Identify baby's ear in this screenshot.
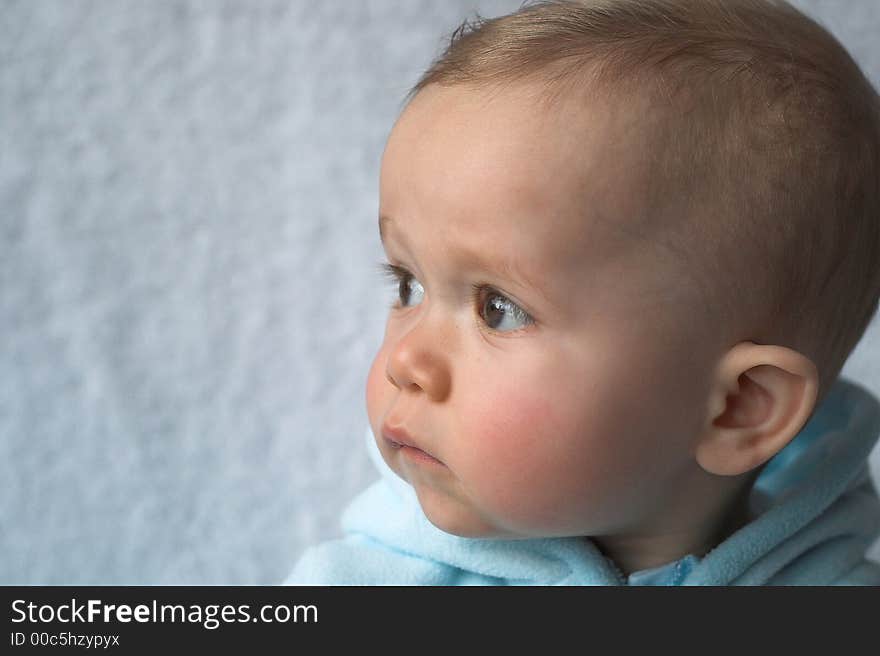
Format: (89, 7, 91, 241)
(696, 341, 819, 476)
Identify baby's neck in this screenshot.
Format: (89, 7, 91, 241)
(593, 481, 754, 576)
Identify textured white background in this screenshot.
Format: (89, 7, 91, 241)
(1, 0, 879, 584)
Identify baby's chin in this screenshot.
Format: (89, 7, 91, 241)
(412, 486, 529, 540)
(424, 513, 516, 539)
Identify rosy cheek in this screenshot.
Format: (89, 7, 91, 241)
(456, 385, 564, 510)
(465, 388, 557, 451)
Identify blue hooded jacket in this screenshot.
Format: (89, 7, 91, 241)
(285, 377, 880, 585)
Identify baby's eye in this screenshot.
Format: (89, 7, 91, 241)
(380, 263, 424, 308)
(478, 290, 534, 333)
(398, 273, 425, 307)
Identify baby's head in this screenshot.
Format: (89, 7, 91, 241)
(365, 0, 880, 572)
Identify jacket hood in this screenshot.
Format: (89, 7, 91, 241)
(681, 377, 880, 584)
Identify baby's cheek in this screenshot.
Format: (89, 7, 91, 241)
(457, 386, 567, 515)
(464, 388, 557, 450)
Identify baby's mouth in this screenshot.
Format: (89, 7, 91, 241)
(388, 440, 443, 465)
(390, 441, 445, 466)
(382, 424, 445, 466)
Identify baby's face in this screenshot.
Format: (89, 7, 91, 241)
(367, 82, 717, 540)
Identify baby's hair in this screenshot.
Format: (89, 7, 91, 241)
(404, 0, 880, 406)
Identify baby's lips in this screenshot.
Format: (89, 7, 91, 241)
(381, 422, 420, 450)
(381, 422, 444, 463)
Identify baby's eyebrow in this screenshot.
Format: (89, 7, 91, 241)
(378, 213, 556, 310)
(378, 214, 391, 246)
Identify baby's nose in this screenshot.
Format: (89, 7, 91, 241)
(385, 325, 451, 402)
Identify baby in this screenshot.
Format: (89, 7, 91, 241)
(287, 0, 880, 584)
